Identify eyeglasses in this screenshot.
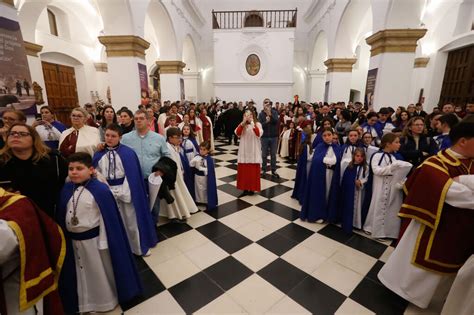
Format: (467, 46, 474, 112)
(2, 117, 18, 122)
(8, 131, 31, 138)
(71, 114, 84, 118)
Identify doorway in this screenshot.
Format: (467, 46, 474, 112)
(42, 61, 79, 125)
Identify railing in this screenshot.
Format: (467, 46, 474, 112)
(212, 9, 297, 29)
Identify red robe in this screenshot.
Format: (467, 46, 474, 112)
(399, 150, 474, 274)
(200, 114, 212, 142)
(0, 189, 65, 314)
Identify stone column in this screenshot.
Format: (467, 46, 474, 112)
(156, 61, 186, 102)
(93, 63, 109, 103)
(323, 58, 357, 103)
(23, 41, 47, 105)
(409, 57, 430, 104)
(183, 71, 199, 102)
(308, 70, 326, 102)
(365, 29, 427, 110)
(98, 35, 150, 111)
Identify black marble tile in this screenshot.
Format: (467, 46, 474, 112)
(317, 224, 353, 244)
(257, 232, 299, 256)
(346, 234, 388, 259)
(287, 164, 298, 170)
(365, 260, 385, 285)
(196, 221, 234, 240)
(217, 183, 243, 197)
(212, 230, 253, 254)
(259, 185, 292, 198)
(350, 278, 408, 315)
(168, 272, 225, 313)
(261, 173, 289, 183)
(121, 268, 166, 311)
(258, 258, 308, 293)
(134, 255, 150, 273)
(219, 174, 238, 183)
(203, 256, 253, 291)
(155, 222, 193, 239)
(207, 199, 252, 219)
(275, 223, 314, 243)
(257, 200, 301, 220)
(288, 276, 346, 315)
(225, 164, 238, 170)
(228, 159, 238, 163)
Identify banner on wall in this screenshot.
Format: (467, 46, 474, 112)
(0, 17, 36, 114)
(324, 81, 330, 103)
(364, 68, 378, 109)
(138, 63, 150, 106)
(180, 78, 185, 101)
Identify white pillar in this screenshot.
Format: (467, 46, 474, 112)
(156, 61, 186, 102)
(324, 58, 357, 103)
(183, 72, 199, 102)
(366, 29, 427, 111)
(309, 70, 326, 102)
(98, 35, 150, 111)
(409, 57, 430, 104)
(93, 63, 110, 104)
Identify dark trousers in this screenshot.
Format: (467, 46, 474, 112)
(261, 137, 278, 173)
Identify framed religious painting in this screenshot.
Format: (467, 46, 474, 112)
(245, 54, 261, 76)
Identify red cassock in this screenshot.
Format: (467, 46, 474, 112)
(0, 189, 66, 315)
(200, 114, 212, 142)
(399, 150, 474, 274)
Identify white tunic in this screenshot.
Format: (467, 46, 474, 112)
(363, 153, 412, 238)
(59, 125, 100, 157)
(35, 123, 62, 143)
(442, 255, 474, 315)
(378, 171, 474, 309)
(96, 150, 141, 255)
(181, 137, 198, 163)
(190, 155, 208, 204)
(323, 146, 337, 202)
(0, 220, 37, 315)
(279, 129, 291, 158)
(352, 165, 369, 229)
(159, 143, 198, 219)
(235, 122, 263, 164)
(66, 189, 117, 313)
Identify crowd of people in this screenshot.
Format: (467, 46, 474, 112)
(0, 96, 473, 314)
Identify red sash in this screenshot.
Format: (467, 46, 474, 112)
(0, 189, 65, 314)
(399, 150, 474, 274)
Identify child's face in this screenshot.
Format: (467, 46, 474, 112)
(199, 147, 209, 156)
(169, 119, 177, 126)
(386, 137, 401, 152)
(168, 134, 181, 146)
(348, 131, 359, 144)
(362, 134, 372, 145)
(182, 127, 190, 137)
(68, 162, 93, 184)
(322, 131, 333, 144)
(354, 152, 365, 164)
(104, 130, 121, 147)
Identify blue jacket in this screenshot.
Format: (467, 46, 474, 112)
(258, 108, 279, 138)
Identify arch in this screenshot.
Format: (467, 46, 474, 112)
(182, 35, 198, 72)
(385, 0, 424, 29)
(244, 11, 264, 27)
(310, 31, 328, 71)
(145, 0, 178, 60)
(39, 51, 83, 66)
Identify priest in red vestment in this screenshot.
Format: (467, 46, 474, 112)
(378, 116, 474, 309)
(0, 188, 65, 315)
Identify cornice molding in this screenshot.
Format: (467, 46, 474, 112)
(324, 58, 357, 73)
(156, 60, 186, 74)
(366, 29, 427, 57)
(98, 35, 150, 58)
(94, 62, 108, 72)
(23, 41, 43, 57)
(1, 0, 15, 7)
(414, 57, 430, 68)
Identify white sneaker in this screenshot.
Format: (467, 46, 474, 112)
(143, 249, 152, 257)
(316, 219, 324, 224)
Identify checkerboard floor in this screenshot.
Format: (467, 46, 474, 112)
(112, 140, 445, 315)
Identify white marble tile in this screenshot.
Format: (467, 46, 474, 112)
(293, 219, 327, 232)
(238, 206, 271, 221)
(275, 167, 296, 180)
(256, 212, 291, 231)
(270, 191, 301, 210)
(237, 221, 276, 241)
(280, 180, 295, 189)
(184, 241, 230, 270)
(186, 211, 216, 229)
(215, 153, 239, 161)
(266, 296, 311, 315)
(195, 293, 248, 314)
(233, 243, 278, 272)
(379, 246, 395, 263)
(330, 245, 378, 276)
(143, 238, 182, 268)
(168, 229, 210, 252)
(299, 233, 343, 258)
(227, 274, 285, 314)
(281, 244, 327, 274)
(335, 298, 375, 315)
(218, 190, 237, 205)
(215, 166, 237, 178)
(239, 193, 268, 205)
(219, 211, 254, 230)
(124, 290, 185, 314)
(311, 259, 364, 296)
(149, 253, 200, 288)
(260, 178, 279, 190)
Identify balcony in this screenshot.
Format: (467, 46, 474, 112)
(212, 9, 297, 30)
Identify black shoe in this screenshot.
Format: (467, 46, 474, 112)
(247, 191, 255, 196)
(238, 190, 249, 198)
(272, 172, 280, 179)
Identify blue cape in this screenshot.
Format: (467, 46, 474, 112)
(93, 144, 158, 254)
(204, 155, 218, 210)
(340, 164, 367, 234)
(180, 151, 196, 199)
(291, 144, 309, 205)
(312, 131, 323, 148)
(57, 179, 142, 313)
(438, 135, 452, 151)
(51, 120, 67, 133)
(300, 142, 341, 222)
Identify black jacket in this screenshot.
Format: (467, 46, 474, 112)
(152, 156, 177, 204)
(399, 135, 438, 168)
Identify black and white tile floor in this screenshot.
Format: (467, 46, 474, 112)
(111, 140, 445, 314)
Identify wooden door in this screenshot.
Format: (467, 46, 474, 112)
(42, 61, 79, 125)
(439, 45, 474, 106)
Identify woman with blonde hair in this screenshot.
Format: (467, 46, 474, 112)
(59, 107, 100, 157)
(0, 123, 67, 217)
(399, 117, 437, 168)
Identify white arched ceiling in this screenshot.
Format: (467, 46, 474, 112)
(310, 31, 328, 71)
(96, 0, 135, 36)
(334, 0, 372, 57)
(146, 0, 178, 60)
(182, 35, 198, 72)
(385, 0, 424, 29)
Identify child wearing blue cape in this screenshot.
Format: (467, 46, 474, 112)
(180, 124, 199, 199)
(301, 128, 341, 223)
(291, 128, 314, 205)
(190, 140, 218, 211)
(93, 124, 158, 256)
(340, 148, 369, 234)
(340, 129, 362, 176)
(57, 152, 142, 314)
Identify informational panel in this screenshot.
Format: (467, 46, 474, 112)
(0, 17, 36, 113)
(364, 68, 378, 109)
(138, 63, 150, 105)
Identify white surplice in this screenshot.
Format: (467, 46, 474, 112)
(181, 137, 198, 163)
(66, 189, 118, 313)
(378, 168, 474, 308)
(190, 155, 208, 204)
(363, 153, 412, 238)
(352, 165, 369, 229)
(96, 151, 141, 255)
(323, 146, 337, 203)
(441, 255, 474, 315)
(279, 129, 291, 158)
(59, 125, 100, 157)
(159, 143, 198, 219)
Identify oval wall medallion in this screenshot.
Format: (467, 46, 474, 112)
(245, 54, 261, 76)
